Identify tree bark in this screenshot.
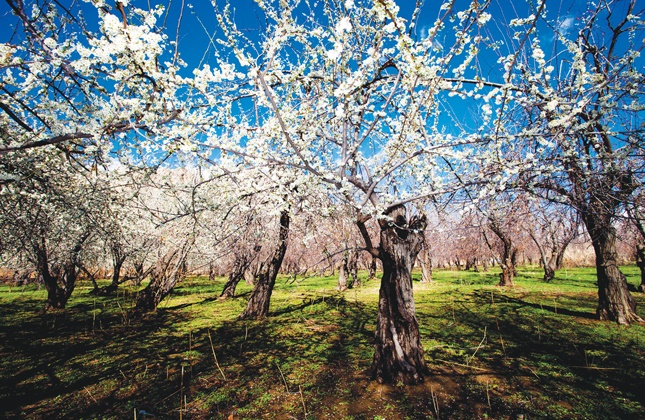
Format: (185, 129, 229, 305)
(584, 214, 642, 324)
(94, 246, 126, 296)
(348, 249, 359, 287)
(239, 211, 289, 319)
(220, 245, 261, 298)
(488, 219, 515, 287)
(362, 205, 428, 384)
(543, 256, 556, 283)
(418, 244, 433, 284)
(134, 245, 191, 313)
(336, 252, 349, 292)
(530, 231, 558, 282)
(636, 243, 645, 293)
(36, 234, 87, 310)
(368, 257, 377, 280)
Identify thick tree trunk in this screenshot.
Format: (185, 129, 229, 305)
(465, 257, 479, 272)
(511, 249, 519, 277)
(110, 256, 125, 289)
(221, 261, 247, 298)
(585, 217, 641, 324)
(239, 211, 289, 319)
(42, 266, 76, 310)
(537, 245, 556, 282)
(370, 206, 428, 384)
(94, 253, 126, 296)
(543, 259, 556, 283)
(498, 265, 514, 287)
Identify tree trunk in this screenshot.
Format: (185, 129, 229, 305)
(41, 265, 76, 310)
(239, 211, 289, 319)
(498, 265, 514, 287)
(636, 243, 645, 293)
(418, 244, 433, 284)
(585, 216, 641, 324)
(36, 235, 86, 310)
(109, 256, 125, 289)
(221, 246, 260, 299)
(94, 252, 126, 296)
(336, 253, 349, 292)
(244, 268, 256, 286)
(370, 206, 428, 384)
(348, 249, 359, 288)
(221, 258, 248, 298)
(368, 257, 377, 280)
(489, 220, 515, 287)
(134, 245, 191, 313)
(543, 257, 556, 283)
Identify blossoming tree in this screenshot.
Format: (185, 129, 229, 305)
(485, 0, 645, 324)
(186, 0, 497, 383)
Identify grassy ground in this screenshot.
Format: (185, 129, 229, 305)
(0, 266, 644, 419)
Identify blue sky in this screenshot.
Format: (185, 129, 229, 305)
(0, 0, 632, 141)
(0, 0, 595, 77)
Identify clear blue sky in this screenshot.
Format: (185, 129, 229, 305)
(0, 0, 594, 75)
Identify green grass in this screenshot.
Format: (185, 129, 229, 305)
(0, 266, 644, 419)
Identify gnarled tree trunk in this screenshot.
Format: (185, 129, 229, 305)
(488, 219, 516, 287)
(360, 205, 428, 384)
(93, 244, 126, 296)
(239, 211, 289, 319)
(584, 212, 641, 324)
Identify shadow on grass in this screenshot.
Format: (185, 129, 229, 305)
(471, 289, 598, 320)
(1, 277, 644, 419)
(415, 287, 645, 419)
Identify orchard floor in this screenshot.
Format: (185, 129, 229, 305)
(0, 266, 644, 419)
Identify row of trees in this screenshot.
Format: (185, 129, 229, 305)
(1, 0, 644, 384)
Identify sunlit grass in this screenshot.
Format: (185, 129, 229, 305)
(0, 266, 644, 419)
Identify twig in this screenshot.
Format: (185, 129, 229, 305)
(207, 330, 227, 380)
(430, 386, 440, 419)
(180, 366, 184, 420)
(496, 319, 506, 357)
(569, 366, 621, 371)
(84, 386, 97, 403)
(467, 326, 487, 365)
(436, 359, 489, 371)
(276, 363, 289, 392)
(299, 385, 307, 418)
